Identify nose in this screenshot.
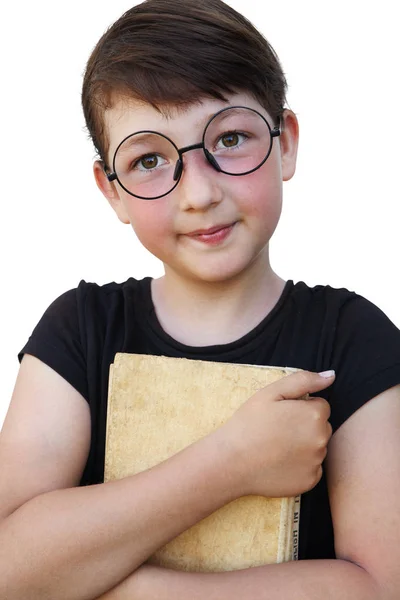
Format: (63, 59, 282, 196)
(176, 147, 223, 211)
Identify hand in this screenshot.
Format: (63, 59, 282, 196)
(216, 370, 335, 498)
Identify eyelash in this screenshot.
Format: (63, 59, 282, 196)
(132, 154, 167, 172)
(214, 131, 249, 151)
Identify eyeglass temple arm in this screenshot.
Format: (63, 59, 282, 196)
(271, 116, 283, 138)
(101, 161, 117, 182)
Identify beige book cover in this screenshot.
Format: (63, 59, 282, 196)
(104, 353, 304, 572)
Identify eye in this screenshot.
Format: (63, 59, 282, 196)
(216, 131, 248, 150)
(133, 154, 167, 171)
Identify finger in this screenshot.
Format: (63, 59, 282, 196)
(264, 370, 335, 401)
(305, 396, 331, 421)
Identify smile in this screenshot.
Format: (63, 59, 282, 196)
(185, 223, 236, 245)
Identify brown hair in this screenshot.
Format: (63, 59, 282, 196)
(82, 0, 287, 164)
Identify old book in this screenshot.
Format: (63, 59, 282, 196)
(104, 353, 304, 572)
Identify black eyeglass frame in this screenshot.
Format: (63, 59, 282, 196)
(105, 105, 282, 200)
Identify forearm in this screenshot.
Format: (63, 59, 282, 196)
(106, 560, 382, 600)
(0, 432, 238, 600)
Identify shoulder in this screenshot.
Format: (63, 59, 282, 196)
(17, 277, 151, 402)
(75, 276, 145, 307)
(290, 279, 399, 336)
(27, 276, 149, 329)
(291, 279, 370, 309)
(285, 280, 366, 333)
(290, 280, 400, 431)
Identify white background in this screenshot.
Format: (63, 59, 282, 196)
(1, 1, 399, 427)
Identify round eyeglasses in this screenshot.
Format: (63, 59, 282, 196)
(105, 106, 281, 200)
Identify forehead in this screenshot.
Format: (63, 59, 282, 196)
(104, 91, 270, 158)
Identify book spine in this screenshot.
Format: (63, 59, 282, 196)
(292, 495, 301, 560)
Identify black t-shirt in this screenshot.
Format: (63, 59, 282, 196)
(18, 277, 400, 560)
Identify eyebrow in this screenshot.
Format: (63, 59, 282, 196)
(114, 107, 258, 155)
(116, 132, 163, 154)
(194, 107, 247, 128)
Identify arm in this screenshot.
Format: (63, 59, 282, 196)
(0, 355, 240, 600)
(0, 357, 334, 600)
(98, 385, 400, 600)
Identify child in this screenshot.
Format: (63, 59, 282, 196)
(1, 0, 400, 598)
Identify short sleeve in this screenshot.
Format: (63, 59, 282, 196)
(328, 294, 400, 432)
(18, 286, 89, 402)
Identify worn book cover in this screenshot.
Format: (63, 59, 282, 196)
(104, 353, 303, 572)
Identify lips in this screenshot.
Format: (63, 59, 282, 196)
(183, 222, 236, 246)
(186, 223, 234, 236)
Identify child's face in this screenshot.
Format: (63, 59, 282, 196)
(94, 91, 299, 284)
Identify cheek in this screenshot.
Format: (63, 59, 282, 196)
(126, 199, 173, 251)
(236, 166, 282, 220)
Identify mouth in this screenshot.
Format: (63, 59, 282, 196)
(186, 223, 235, 236)
(184, 222, 237, 245)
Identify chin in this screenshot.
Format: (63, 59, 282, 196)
(164, 243, 270, 284)
(182, 262, 254, 285)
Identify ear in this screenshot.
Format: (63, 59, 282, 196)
(93, 161, 130, 224)
(279, 110, 299, 182)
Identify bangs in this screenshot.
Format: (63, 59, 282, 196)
(82, 0, 287, 161)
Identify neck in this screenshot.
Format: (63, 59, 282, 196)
(151, 251, 286, 347)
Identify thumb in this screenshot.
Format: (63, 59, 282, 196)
(265, 370, 336, 401)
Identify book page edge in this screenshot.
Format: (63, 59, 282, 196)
(104, 362, 115, 483)
(113, 352, 301, 374)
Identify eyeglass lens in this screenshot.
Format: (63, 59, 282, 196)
(113, 107, 273, 199)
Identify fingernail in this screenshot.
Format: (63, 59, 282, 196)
(318, 370, 335, 378)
